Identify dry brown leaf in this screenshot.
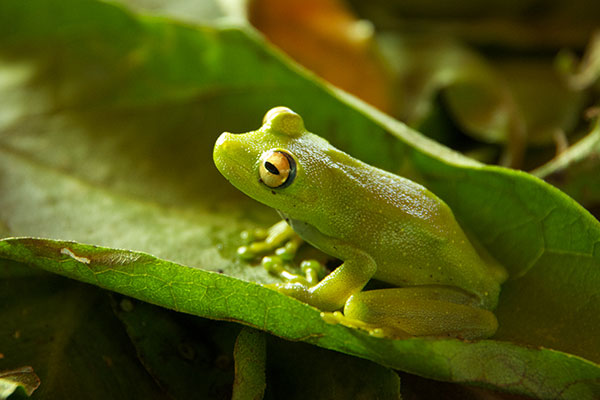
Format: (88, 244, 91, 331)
(249, 0, 393, 113)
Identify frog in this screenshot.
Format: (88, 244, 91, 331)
(213, 106, 507, 340)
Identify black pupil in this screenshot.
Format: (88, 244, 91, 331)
(265, 161, 280, 175)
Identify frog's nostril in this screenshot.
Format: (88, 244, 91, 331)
(215, 132, 243, 152)
(215, 132, 231, 147)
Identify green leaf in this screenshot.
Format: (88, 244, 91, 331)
(2, 238, 600, 399)
(114, 289, 402, 400)
(1, 0, 600, 398)
(232, 328, 266, 400)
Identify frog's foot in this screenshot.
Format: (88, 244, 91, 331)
(320, 311, 411, 339)
(265, 282, 312, 304)
(237, 220, 301, 261)
(263, 257, 327, 286)
(340, 288, 498, 340)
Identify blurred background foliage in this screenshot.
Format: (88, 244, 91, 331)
(1, 0, 600, 399)
(248, 0, 600, 215)
(123, 0, 600, 214)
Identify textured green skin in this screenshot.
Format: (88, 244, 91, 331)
(213, 108, 504, 316)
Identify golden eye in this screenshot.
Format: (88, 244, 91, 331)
(259, 150, 296, 188)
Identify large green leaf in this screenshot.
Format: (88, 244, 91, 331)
(0, 257, 401, 399)
(1, 0, 599, 398)
(1, 238, 599, 399)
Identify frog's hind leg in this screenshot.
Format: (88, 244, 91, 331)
(323, 286, 498, 340)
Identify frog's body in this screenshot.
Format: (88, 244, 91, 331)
(279, 152, 502, 310)
(213, 107, 506, 339)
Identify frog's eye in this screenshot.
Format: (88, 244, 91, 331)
(259, 150, 296, 188)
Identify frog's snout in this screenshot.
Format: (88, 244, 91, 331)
(213, 132, 235, 170)
(213, 131, 253, 178)
(214, 132, 243, 159)
(214, 131, 234, 151)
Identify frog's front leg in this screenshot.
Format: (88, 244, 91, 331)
(239, 220, 326, 284)
(323, 286, 498, 340)
(237, 220, 301, 260)
(273, 249, 376, 311)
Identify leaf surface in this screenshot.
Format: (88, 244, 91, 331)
(2, 238, 599, 399)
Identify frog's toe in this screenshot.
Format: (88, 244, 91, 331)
(273, 234, 302, 261)
(320, 311, 373, 331)
(319, 311, 344, 325)
(240, 228, 268, 244)
(274, 245, 294, 261)
(262, 256, 309, 284)
(236, 221, 302, 262)
(265, 282, 311, 303)
(236, 241, 274, 260)
(320, 311, 410, 339)
(237, 245, 256, 260)
(300, 259, 327, 285)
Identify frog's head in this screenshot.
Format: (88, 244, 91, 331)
(214, 107, 330, 218)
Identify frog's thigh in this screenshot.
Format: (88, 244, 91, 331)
(344, 287, 498, 339)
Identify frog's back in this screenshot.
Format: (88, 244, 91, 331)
(318, 153, 503, 309)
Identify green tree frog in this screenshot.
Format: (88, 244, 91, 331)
(213, 107, 507, 339)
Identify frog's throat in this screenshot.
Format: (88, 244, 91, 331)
(277, 210, 342, 260)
